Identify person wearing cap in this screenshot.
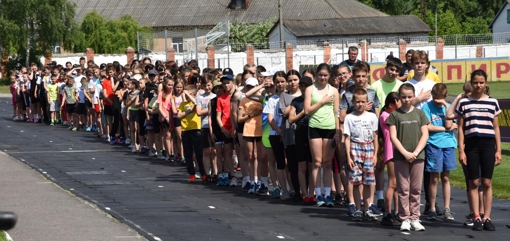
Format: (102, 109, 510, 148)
(215, 74, 237, 186)
(144, 69, 164, 159)
(303, 63, 340, 208)
(230, 69, 256, 189)
(208, 80, 225, 184)
(244, 71, 279, 195)
(289, 76, 315, 204)
(222, 68, 234, 76)
(238, 77, 264, 194)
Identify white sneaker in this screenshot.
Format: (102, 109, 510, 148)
(411, 219, 425, 231)
(230, 176, 237, 187)
(400, 219, 411, 231)
(125, 139, 131, 145)
(132, 145, 137, 153)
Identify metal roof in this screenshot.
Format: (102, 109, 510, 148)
(71, 0, 389, 28)
(282, 16, 432, 37)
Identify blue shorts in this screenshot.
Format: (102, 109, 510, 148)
(425, 145, 456, 173)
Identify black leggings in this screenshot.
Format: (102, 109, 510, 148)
(285, 145, 300, 196)
(465, 137, 496, 180)
(269, 135, 286, 170)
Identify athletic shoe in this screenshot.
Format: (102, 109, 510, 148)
(281, 191, 291, 200)
(427, 210, 438, 220)
(377, 199, 385, 212)
(369, 204, 383, 217)
(63, 121, 68, 126)
(86, 126, 91, 132)
(353, 210, 363, 221)
(346, 204, 356, 217)
(472, 218, 483, 231)
(242, 182, 251, 192)
(443, 208, 454, 221)
(256, 184, 268, 195)
(195, 173, 201, 180)
(309, 196, 317, 205)
(272, 187, 281, 198)
(381, 213, 395, 226)
(325, 196, 334, 207)
(91, 125, 97, 132)
(72, 127, 78, 131)
(400, 219, 411, 231)
(248, 184, 256, 194)
(423, 203, 431, 215)
(201, 175, 207, 183)
(316, 195, 325, 207)
(302, 196, 311, 205)
(157, 153, 165, 160)
(289, 190, 296, 198)
(118, 137, 126, 144)
(50, 122, 54, 126)
(464, 213, 474, 226)
(69, 126, 73, 130)
(425, 203, 443, 216)
(125, 139, 131, 145)
(365, 210, 380, 221)
(230, 177, 238, 187)
(110, 137, 117, 144)
(216, 177, 224, 186)
(188, 174, 196, 182)
(132, 145, 137, 153)
(483, 219, 495, 231)
(148, 149, 157, 157)
(411, 219, 425, 231)
(223, 177, 230, 186)
(435, 204, 443, 216)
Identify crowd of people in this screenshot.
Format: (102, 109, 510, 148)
(8, 47, 501, 232)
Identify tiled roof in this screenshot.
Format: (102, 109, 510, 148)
(282, 15, 432, 37)
(71, 0, 389, 28)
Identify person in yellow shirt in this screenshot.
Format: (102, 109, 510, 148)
(406, 60, 440, 83)
(177, 85, 206, 182)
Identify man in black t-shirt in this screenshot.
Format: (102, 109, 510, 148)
(398, 49, 414, 81)
(144, 70, 163, 158)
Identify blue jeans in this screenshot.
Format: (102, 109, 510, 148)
(182, 130, 205, 175)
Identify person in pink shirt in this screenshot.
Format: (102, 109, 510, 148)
(159, 77, 176, 160)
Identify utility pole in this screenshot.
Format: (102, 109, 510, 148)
(278, 0, 284, 48)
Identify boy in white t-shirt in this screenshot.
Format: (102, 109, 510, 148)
(408, 51, 436, 110)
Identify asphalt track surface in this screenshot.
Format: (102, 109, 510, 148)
(0, 97, 509, 241)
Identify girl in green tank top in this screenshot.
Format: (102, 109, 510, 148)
(304, 63, 340, 207)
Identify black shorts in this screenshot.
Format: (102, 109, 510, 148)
(147, 114, 161, 134)
(76, 103, 87, 115)
(128, 109, 139, 122)
(201, 128, 212, 148)
(66, 103, 76, 114)
(211, 126, 224, 144)
(295, 125, 312, 162)
(173, 117, 181, 128)
(308, 127, 335, 139)
(462, 164, 483, 192)
(237, 122, 245, 133)
(243, 136, 262, 142)
(224, 136, 234, 144)
(103, 105, 113, 116)
(30, 94, 39, 104)
(85, 99, 93, 108)
(161, 118, 171, 129)
(24, 93, 31, 108)
(465, 137, 496, 180)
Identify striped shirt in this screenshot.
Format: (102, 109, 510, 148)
(455, 96, 501, 139)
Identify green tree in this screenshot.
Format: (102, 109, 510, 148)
(0, 0, 77, 65)
(77, 11, 151, 54)
(225, 18, 275, 51)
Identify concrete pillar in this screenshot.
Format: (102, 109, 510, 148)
(247, 44, 255, 65)
(399, 39, 407, 61)
(360, 40, 369, 62)
(436, 38, 444, 60)
(206, 45, 215, 68)
(86, 48, 94, 62)
(286, 43, 293, 71)
(323, 42, 331, 64)
(476, 46, 483, 58)
(126, 47, 135, 65)
(167, 48, 176, 61)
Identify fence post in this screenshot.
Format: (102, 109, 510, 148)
(360, 40, 369, 62)
(126, 47, 135, 65)
(86, 48, 95, 63)
(167, 48, 176, 61)
(247, 44, 255, 65)
(436, 38, 444, 60)
(455, 34, 458, 59)
(399, 39, 407, 61)
(286, 43, 293, 71)
(323, 42, 331, 64)
(206, 45, 215, 68)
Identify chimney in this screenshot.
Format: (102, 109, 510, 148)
(228, 0, 251, 9)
